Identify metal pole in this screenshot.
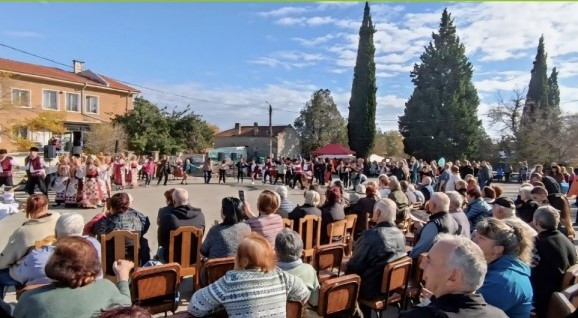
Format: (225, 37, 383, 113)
(267, 102, 273, 158)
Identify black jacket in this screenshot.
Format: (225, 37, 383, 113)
(158, 204, 206, 261)
(399, 293, 507, 318)
(531, 229, 577, 318)
(349, 196, 377, 237)
(346, 221, 406, 299)
(515, 200, 538, 223)
(320, 203, 345, 244)
(288, 204, 321, 231)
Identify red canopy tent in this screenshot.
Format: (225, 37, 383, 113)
(311, 143, 356, 158)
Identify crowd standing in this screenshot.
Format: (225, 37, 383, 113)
(0, 147, 577, 318)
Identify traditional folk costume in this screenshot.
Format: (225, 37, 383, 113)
(82, 164, 104, 208)
(52, 163, 70, 205)
(26, 154, 48, 196)
(65, 165, 84, 206)
(112, 159, 126, 190)
(127, 160, 139, 188)
(98, 163, 112, 199)
(0, 152, 17, 187)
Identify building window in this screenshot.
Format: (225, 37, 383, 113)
(42, 90, 59, 110)
(13, 126, 28, 139)
(66, 93, 79, 112)
(11, 89, 31, 107)
(85, 95, 99, 114)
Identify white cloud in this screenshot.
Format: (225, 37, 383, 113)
(258, 6, 308, 17)
(248, 51, 324, 70)
(307, 16, 336, 26)
(292, 34, 338, 47)
(1, 31, 42, 38)
(276, 17, 306, 26)
(474, 71, 530, 93)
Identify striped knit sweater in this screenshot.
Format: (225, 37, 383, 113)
(188, 267, 310, 317)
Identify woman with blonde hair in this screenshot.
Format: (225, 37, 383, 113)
(98, 155, 112, 199)
(473, 218, 533, 318)
(243, 190, 284, 246)
(82, 155, 104, 208)
(126, 155, 139, 188)
(188, 233, 309, 317)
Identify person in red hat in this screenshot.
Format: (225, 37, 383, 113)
(0, 149, 18, 187)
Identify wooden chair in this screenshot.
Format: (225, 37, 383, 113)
(313, 243, 345, 283)
(344, 214, 357, 256)
(298, 215, 321, 262)
(317, 274, 361, 317)
(16, 283, 48, 300)
(282, 218, 294, 229)
(407, 253, 428, 302)
(169, 226, 203, 290)
(34, 235, 56, 249)
(130, 263, 181, 315)
(548, 292, 575, 318)
(562, 284, 578, 308)
(326, 219, 347, 245)
(199, 257, 235, 288)
(358, 256, 413, 316)
(561, 264, 578, 290)
(286, 300, 307, 318)
(100, 230, 139, 282)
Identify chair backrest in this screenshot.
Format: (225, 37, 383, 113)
(413, 253, 427, 285)
(344, 214, 357, 236)
(200, 257, 235, 288)
(313, 243, 345, 276)
(169, 226, 203, 277)
(561, 264, 578, 290)
(298, 215, 321, 257)
(100, 230, 140, 280)
(381, 256, 412, 294)
(130, 263, 181, 315)
(326, 220, 347, 244)
(317, 274, 361, 316)
(283, 218, 294, 229)
(562, 284, 578, 308)
(548, 292, 575, 318)
(35, 235, 57, 249)
(286, 300, 306, 318)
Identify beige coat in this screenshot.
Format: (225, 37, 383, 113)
(0, 212, 60, 277)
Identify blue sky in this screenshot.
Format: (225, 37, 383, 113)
(0, 2, 577, 135)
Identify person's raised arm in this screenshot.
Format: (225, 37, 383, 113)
(243, 201, 258, 219)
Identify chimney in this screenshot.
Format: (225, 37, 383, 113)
(73, 60, 85, 74)
(253, 122, 259, 136)
(234, 123, 241, 135)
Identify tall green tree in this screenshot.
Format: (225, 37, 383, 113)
(347, 1, 377, 159)
(399, 9, 483, 161)
(372, 130, 406, 158)
(294, 89, 348, 154)
(521, 35, 549, 126)
(547, 67, 560, 111)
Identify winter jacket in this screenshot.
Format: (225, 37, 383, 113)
(399, 293, 507, 318)
(477, 255, 533, 318)
(465, 198, 492, 232)
(410, 212, 461, 259)
(158, 204, 205, 261)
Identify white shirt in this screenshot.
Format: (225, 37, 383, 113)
(379, 187, 391, 198)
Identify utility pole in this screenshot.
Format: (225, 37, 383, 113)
(266, 102, 273, 158)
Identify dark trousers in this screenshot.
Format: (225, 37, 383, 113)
(157, 172, 168, 185)
(340, 173, 349, 188)
(145, 173, 152, 186)
(26, 175, 47, 196)
(237, 170, 244, 182)
(203, 170, 212, 184)
(263, 170, 271, 184)
(0, 176, 12, 187)
(285, 172, 292, 186)
(316, 171, 325, 185)
(274, 173, 285, 185)
(0, 268, 19, 299)
(291, 174, 304, 189)
(219, 170, 226, 183)
(505, 172, 511, 183)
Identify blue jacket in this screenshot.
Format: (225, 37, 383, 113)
(477, 255, 533, 318)
(465, 198, 491, 232)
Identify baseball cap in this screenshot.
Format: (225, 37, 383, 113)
(490, 196, 515, 209)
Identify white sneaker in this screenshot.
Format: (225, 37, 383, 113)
(251, 181, 255, 185)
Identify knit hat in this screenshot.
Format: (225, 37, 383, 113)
(542, 176, 561, 195)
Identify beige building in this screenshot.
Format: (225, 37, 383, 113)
(214, 122, 301, 160)
(0, 57, 138, 152)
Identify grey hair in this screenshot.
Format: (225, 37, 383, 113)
(55, 213, 85, 238)
(304, 190, 321, 206)
(172, 188, 189, 206)
(373, 198, 397, 223)
(276, 186, 288, 199)
(388, 176, 400, 191)
(430, 192, 450, 212)
(519, 186, 534, 202)
(446, 191, 463, 209)
(435, 233, 487, 292)
(275, 229, 304, 262)
(534, 205, 560, 230)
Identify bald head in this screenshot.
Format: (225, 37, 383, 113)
(172, 188, 189, 206)
(373, 198, 397, 223)
(430, 192, 450, 214)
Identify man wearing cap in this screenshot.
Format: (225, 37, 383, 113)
(491, 196, 537, 237)
(24, 147, 48, 196)
(0, 149, 18, 187)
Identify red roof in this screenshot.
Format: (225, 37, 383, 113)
(0, 57, 138, 92)
(311, 143, 355, 155)
(216, 125, 292, 138)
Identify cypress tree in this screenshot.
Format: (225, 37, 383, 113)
(547, 67, 560, 109)
(521, 35, 549, 126)
(398, 9, 483, 160)
(347, 1, 377, 159)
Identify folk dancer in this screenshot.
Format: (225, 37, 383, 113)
(25, 147, 48, 196)
(0, 149, 18, 187)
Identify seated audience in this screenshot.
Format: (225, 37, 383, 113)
(387, 176, 409, 211)
(13, 237, 134, 318)
(474, 218, 533, 318)
(410, 193, 461, 259)
(275, 186, 296, 218)
(100, 306, 152, 318)
(243, 190, 284, 247)
(288, 190, 322, 230)
(515, 185, 538, 223)
(530, 206, 577, 318)
(491, 185, 503, 198)
(481, 186, 496, 203)
(0, 194, 60, 296)
(446, 191, 470, 237)
(418, 176, 435, 202)
(188, 233, 310, 317)
(275, 229, 319, 307)
(349, 184, 366, 206)
(400, 234, 507, 317)
(401, 180, 417, 204)
(543, 176, 576, 239)
(320, 187, 345, 243)
(201, 197, 251, 259)
(490, 197, 537, 237)
(465, 187, 492, 232)
(377, 174, 390, 198)
(12, 213, 102, 286)
(157, 188, 205, 262)
(346, 198, 406, 317)
(156, 188, 175, 225)
(349, 184, 379, 238)
(332, 180, 350, 207)
(455, 179, 468, 198)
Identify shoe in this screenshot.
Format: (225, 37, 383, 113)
(251, 182, 255, 185)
